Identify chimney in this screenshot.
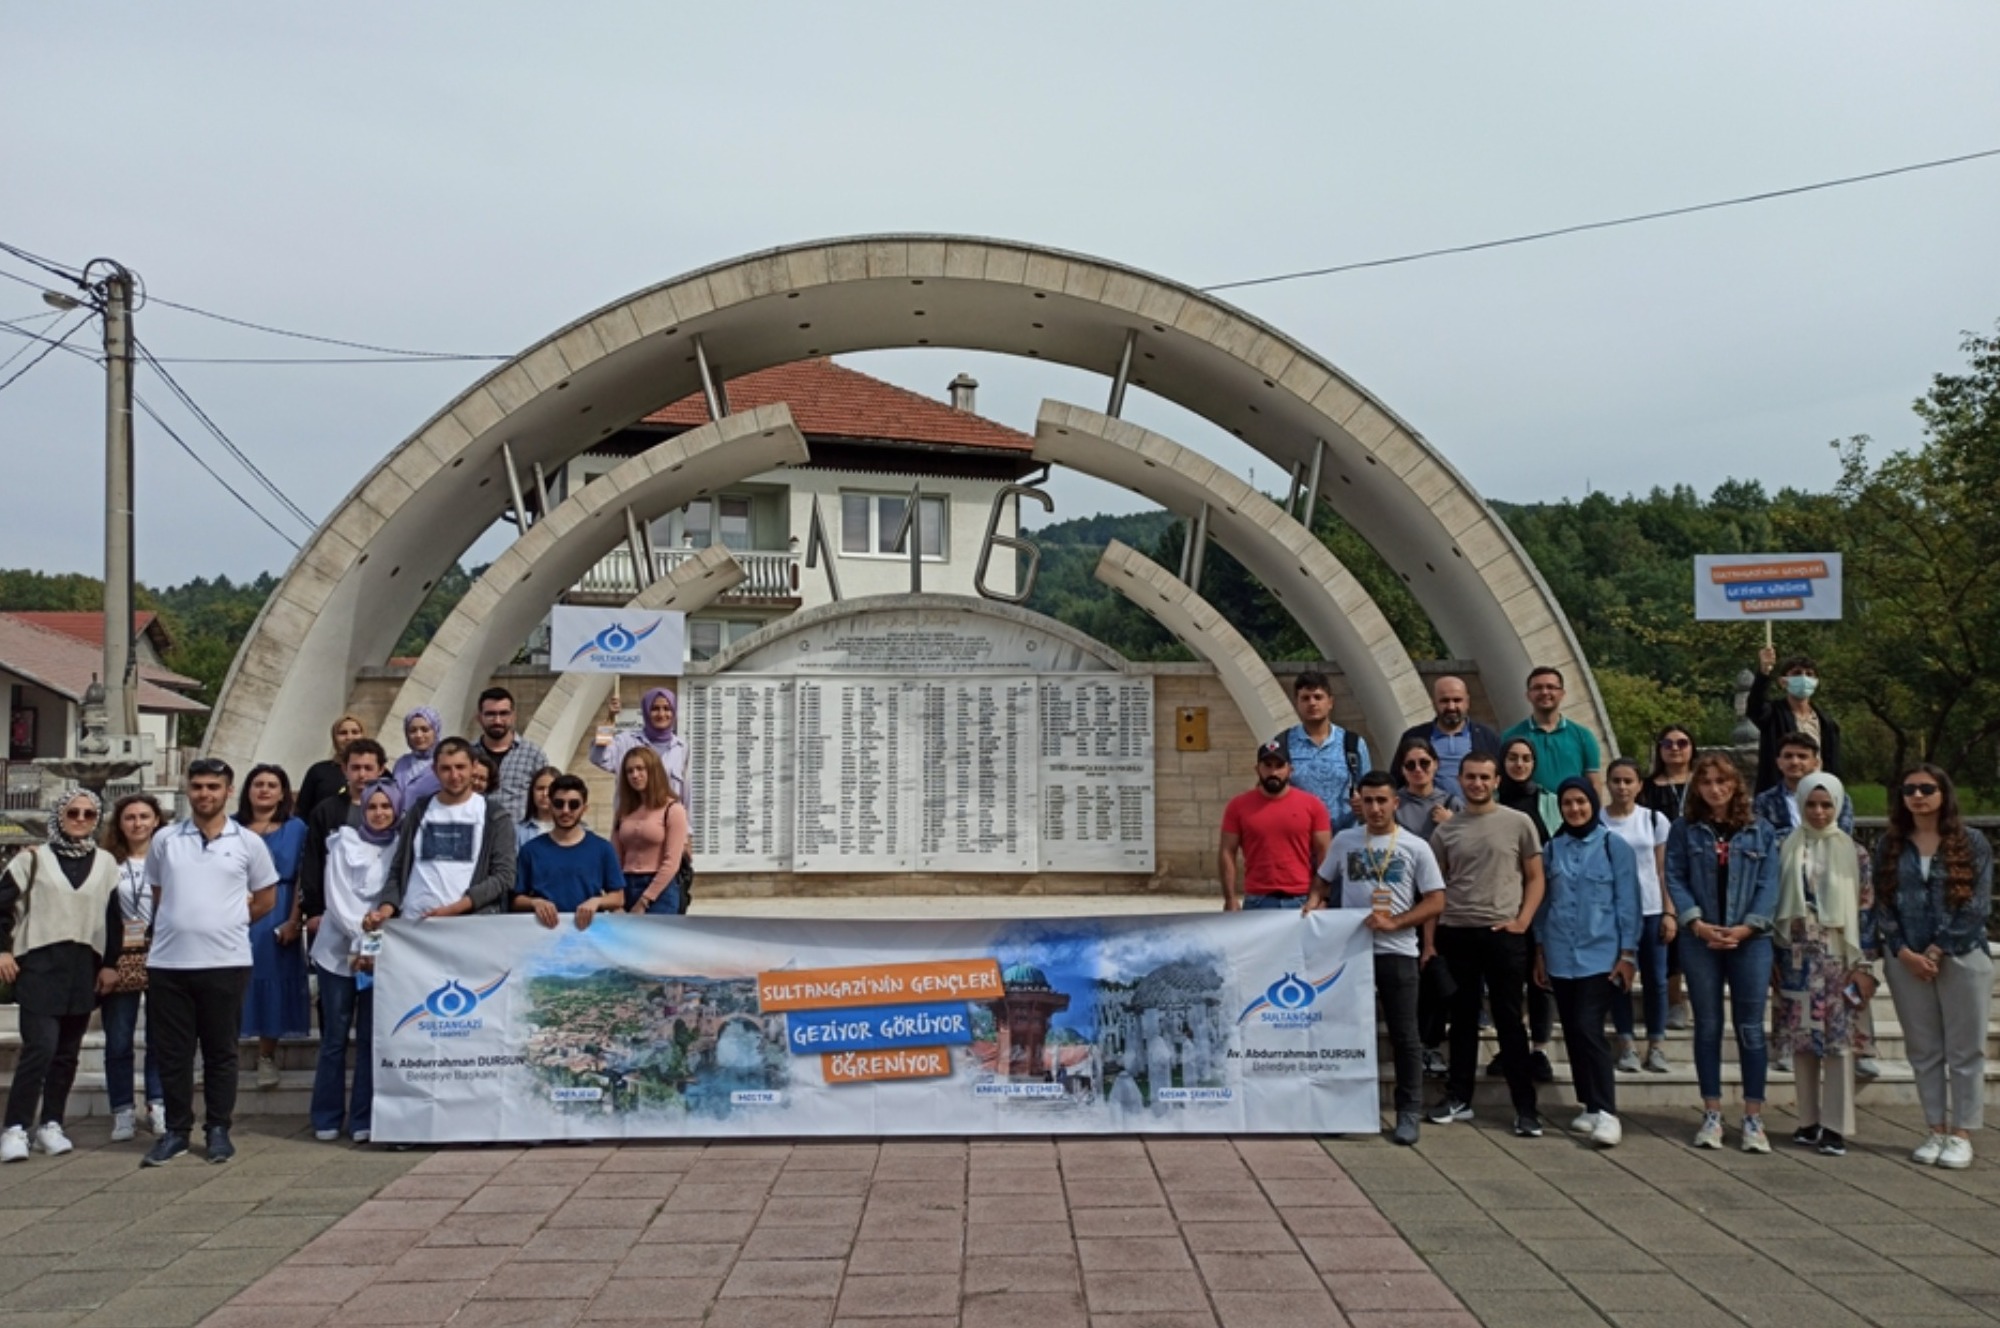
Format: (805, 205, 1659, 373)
(947, 372, 978, 413)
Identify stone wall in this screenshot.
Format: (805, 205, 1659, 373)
(345, 658, 1488, 896)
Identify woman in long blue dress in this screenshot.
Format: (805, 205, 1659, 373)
(237, 764, 311, 1089)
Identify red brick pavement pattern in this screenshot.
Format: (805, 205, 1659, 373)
(215, 1138, 1473, 1326)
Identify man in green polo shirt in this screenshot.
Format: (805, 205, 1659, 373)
(1501, 666, 1603, 798)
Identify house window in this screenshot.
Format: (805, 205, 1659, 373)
(680, 496, 752, 551)
(841, 492, 947, 560)
(687, 618, 762, 662)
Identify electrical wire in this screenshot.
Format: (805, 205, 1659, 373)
(144, 293, 507, 361)
(0, 311, 65, 374)
(0, 312, 90, 395)
(131, 389, 304, 549)
(133, 336, 317, 528)
(1200, 146, 2000, 293)
(142, 353, 504, 364)
(0, 240, 86, 289)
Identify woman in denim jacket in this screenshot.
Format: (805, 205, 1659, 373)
(1665, 754, 1781, 1153)
(1872, 763, 1994, 1170)
(1534, 778, 1642, 1148)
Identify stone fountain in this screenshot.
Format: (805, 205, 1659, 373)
(2, 678, 151, 843)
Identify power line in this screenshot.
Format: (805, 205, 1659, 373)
(133, 336, 317, 528)
(1199, 146, 2000, 293)
(146, 354, 501, 364)
(0, 311, 65, 374)
(0, 312, 91, 395)
(0, 240, 86, 290)
(145, 293, 507, 361)
(131, 389, 304, 549)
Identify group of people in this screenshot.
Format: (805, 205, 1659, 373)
(0, 684, 693, 1166)
(1219, 653, 1994, 1164)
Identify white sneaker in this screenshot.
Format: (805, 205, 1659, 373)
(1938, 1136, 1974, 1170)
(1740, 1116, 1771, 1154)
(110, 1109, 136, 1143)
(1570, 1110, 1600, 1134)
(351, 1129, 371, 1144)
(1693, 1110, 1725, 1149)
(1912, 1132, 1949, 1166)
(147, 1102, 167, 1136)
(33, 1122, 73, 1156)
(1591, 1112, 1623, 1148)
(0, 1125, 27, 1163)
(314, 1129, 341, 1142)
(257, 1055, 281, 1090)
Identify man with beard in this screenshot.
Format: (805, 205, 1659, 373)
(1218, 740, 1331, 911)
(472, 687, 549, 825)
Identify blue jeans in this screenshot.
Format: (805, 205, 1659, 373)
(624, 872, 682, 916)
(311, 964, 373, 1136)
(1677, 932, 1772, 1103)
(1611, 914, 1669, 1042)
(1241, 893, 1304, 911)
(99, 989, 161, 1112)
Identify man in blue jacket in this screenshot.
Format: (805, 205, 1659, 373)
(1399, 676, 1503, 800)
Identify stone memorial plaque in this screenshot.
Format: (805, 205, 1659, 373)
(1037, 677, 1154, 872)
(685, 677, 794, 872)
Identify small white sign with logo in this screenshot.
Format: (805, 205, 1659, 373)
(550, 607, 687, 674)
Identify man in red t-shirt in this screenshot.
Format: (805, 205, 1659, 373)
(1218, 740, 1332, 910)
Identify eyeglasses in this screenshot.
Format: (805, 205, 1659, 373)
(62, 808, 99, 822)
(1660, 737, 1691, 749)
(550, 797, 585, 811)
(1401, 759, 1434, 771)
(1901, 783, 1941, 798)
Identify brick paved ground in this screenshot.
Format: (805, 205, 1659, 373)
(3, 1102, 1995, 1327)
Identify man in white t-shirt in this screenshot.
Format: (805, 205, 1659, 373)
(143, 758, 278, 1167)
(372, 738, 516, 929)
(1309, 771, 1445, 1147)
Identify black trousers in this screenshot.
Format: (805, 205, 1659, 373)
(1439, 926, 1538, 1116)
(148, 966, 250, 1136)
(4, 1008, 91, 1130)
(1550, 974, 1618, 1116)
(1528, 969, 1556, 1044)
(1375, 954, 1423, 1113)
(1417, 955, 1453, 1049)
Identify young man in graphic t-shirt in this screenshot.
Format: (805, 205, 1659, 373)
(1218, 741, 1331, 910)
(1310, 771, 1445, 1146)
(372, 738, 516, 928)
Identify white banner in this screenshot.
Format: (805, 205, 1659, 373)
(370, 911, 1378, 1142)
(549, 607, 687, 674)
(1693, 553, 1843, 621)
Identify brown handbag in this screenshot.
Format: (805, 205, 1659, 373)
(111, 861, 150, 994)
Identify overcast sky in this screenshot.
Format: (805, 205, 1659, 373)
(5, 3, 1998, 585)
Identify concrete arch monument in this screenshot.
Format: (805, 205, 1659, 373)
(206, 235, 1606, 774)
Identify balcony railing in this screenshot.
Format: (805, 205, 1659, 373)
(575, 547, 801, 600)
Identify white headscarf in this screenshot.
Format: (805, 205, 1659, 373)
(1775, 771, 1864, 963)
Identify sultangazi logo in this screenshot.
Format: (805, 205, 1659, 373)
(567, 620, 662, 669)
(393, 974, 509, 1039)
(1235, 968, 1344, 1027)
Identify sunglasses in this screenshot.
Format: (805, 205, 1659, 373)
(550, 797, 585, 811)
(1401, 759, 1434, 771)
(1660, 737, 1691, 749)
(62, 808, 100, 822)
(187, 758, 232, 780)
(1901, 783, 1941, 798)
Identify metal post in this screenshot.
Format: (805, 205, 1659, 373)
(1106, 329, 1137, 419)
(888, 482, 924, 594)
(1283, 461, 1306, 521)
(623, 507, 652, 593)
(100, 269, 138, 737)
(1299, 438, 1325, 531)
(804, 495, 842, 601)
(531, 460, 552, 518)
(500, 441, 530, 530)
(1186, 503, 1210, 590)
(693, 335, 728, 422)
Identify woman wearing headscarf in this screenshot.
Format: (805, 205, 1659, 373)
(592, 687, 690, 806)
(1773, 772, 1874, 1157)
(0, 790, 125, 1162)
(1534, 777, 1642, 1148)
(296, 714, 367, 817)
(391, 706, 442, 805)
(304, 779, 402, 1143)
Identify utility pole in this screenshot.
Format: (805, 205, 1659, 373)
(99, 267, 138, 738)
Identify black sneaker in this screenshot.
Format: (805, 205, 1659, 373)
(1422, 1049, 1448, 1079)
(1485, 1054, 1504, 1078)
(1529, 1050, 1555, 1084)
(142, 1132, 189, 1167)
(205, 1126, 235, 1165)
(1427, 1098, 1474, 1124)
(1816, 1130, 1847, 1157)
(1791, 1124, 1823, 1148)
(1390, 1112, 1422, 1147)
(1513, 1114, 1544, 1138)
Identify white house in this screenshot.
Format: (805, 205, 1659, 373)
(555, 359, 1039, 658)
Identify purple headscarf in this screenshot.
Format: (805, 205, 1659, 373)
(356, 778, 404, 847)
(402, 705, 443, 753)
(640, 688, 679, 744)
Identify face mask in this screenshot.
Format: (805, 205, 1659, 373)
(1785, 675, 1818, 700)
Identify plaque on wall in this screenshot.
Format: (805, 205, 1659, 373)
(683, 678, 795, 873)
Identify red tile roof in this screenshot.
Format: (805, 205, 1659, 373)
(13, 610, 167, 651)
(0, 614, 207, 713)
(645, 359, 1031, 453)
